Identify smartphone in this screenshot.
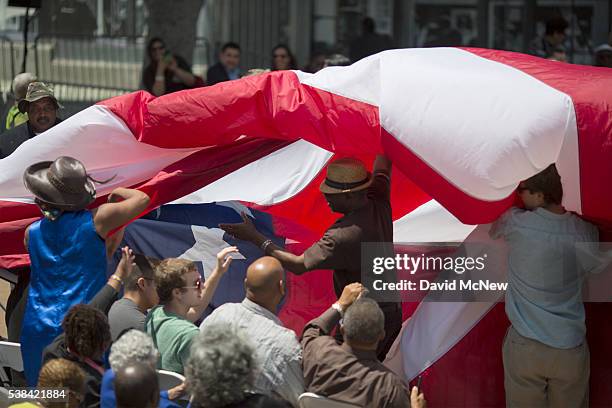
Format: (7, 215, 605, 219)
(416, 375, 423, 392)
(163, 51, 173, 63)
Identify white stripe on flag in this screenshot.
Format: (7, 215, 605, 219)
(384, 224, 508, 381)
(393, 200, 477, 243)
(171, 139, 333, 206)
(378, 48, 578, 203)
(0, 105, 202, 203)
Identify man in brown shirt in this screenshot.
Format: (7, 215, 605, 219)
(301, 282, 426, 408)
(220, 155, 402, 360)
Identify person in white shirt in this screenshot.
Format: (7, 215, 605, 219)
(200, 256, 304, 406)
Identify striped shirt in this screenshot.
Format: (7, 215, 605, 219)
(199, 298, 304, 406)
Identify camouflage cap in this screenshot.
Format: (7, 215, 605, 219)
(17, 81, 62, 113)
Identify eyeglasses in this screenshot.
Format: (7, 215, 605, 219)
(151, 45, 165, 51)
(182, 279, 202, 290)
(274, 54, 288, 58)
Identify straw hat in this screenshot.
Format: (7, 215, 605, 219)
(319, 158, 372, 194)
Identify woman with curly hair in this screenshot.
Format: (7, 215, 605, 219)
(42, 304, 111, 408)
(185, 324, 290, 408)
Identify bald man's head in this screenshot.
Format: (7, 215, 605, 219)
(115, 362, 159, 408)
(245, 256, 284, 307)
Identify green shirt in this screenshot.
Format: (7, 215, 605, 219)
(5, 105, 27, 130)
(145, 305, 199, 374)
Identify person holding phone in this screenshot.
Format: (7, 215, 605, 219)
(142, 37, 198, 96)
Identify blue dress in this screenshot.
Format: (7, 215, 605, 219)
(21, 210, 107, 385)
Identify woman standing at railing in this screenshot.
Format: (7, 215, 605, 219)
(142, 37, 201, 96)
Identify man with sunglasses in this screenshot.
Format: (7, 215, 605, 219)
(108, 254, 160, 341)
(146, 246, 238, 374)
(490, 164, 601, 408)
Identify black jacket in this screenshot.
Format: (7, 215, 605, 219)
(206, 62, 231, 86)
(0, 118, 63, 159)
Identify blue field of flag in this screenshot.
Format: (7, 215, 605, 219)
(111, 201, 285, 317)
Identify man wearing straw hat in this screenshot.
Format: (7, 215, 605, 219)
(221, 155, 402, 360)
(0, 82, 63, 159)
(20, 156, 150, 385)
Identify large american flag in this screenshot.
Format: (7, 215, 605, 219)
(1, 48, 611, 406)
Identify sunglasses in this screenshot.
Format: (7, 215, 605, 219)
(182, 279, 202, 290)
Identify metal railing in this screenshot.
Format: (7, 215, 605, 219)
(34, 34, 144, 102)
(32, 34, 212, 103)
(0, 36, 16, 96)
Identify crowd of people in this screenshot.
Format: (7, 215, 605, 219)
(141, 38, 353, 97)
(0, 14, 609, 408)
(3, 142, 606, 408)
(139, 16, 612, 98)
(2, 150, 428, 408)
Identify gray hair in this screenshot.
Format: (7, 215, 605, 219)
(109, 330, 159, 371)
(342, 298, 385, 344)
(12, 72, 37, 101)
(185, 324, 255, 408)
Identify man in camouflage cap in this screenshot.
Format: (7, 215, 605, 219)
(0, 82, 63, 159)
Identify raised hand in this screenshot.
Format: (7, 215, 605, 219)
(219, 212, 261, 243)
(215, 246, 240, 275)
(338, 282, 365, 311)
(115, 246, 135, 281)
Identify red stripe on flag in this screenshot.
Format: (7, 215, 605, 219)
(381, 129, 515, 224)
(0, 137, 290, 269)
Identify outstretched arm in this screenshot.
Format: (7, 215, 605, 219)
(186, 246, 240, 322)
(219, 213, 308, 275)
(88, 246, 134, 313)
(93, 188, 150, 239)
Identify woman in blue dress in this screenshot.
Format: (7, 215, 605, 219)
(21, 156, 150, 385)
